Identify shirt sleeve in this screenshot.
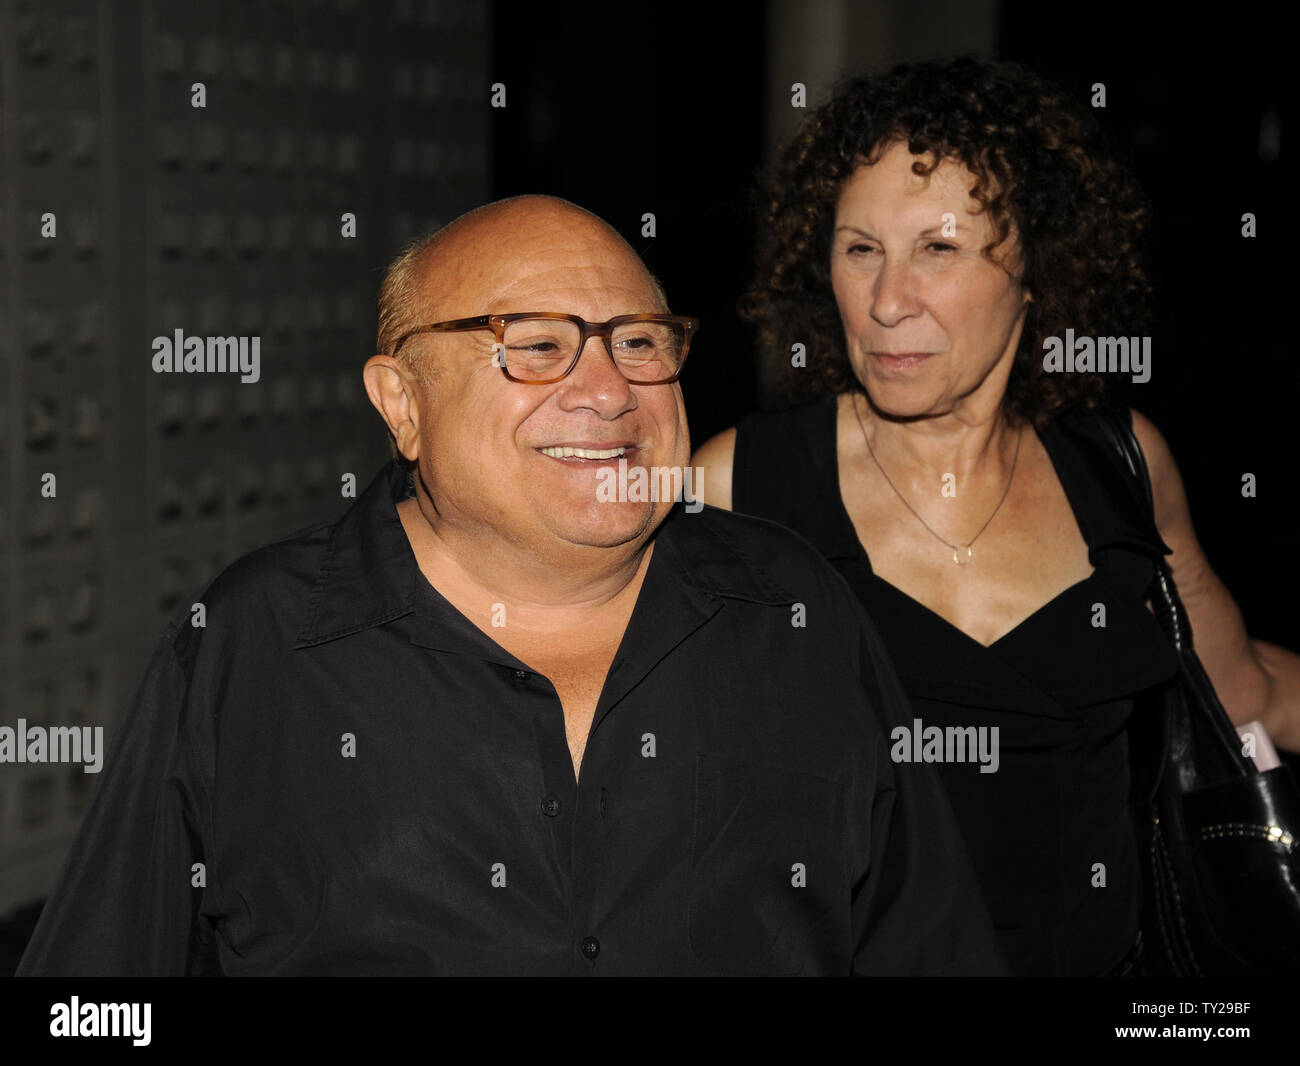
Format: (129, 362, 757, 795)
(15, 623, 219, 976)
(849, 610, 1008, 976)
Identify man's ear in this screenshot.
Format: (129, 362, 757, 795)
(363, 355, 422, 462)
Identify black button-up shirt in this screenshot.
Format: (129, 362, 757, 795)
(18, 459, 1004, 976)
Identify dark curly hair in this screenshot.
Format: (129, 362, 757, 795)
(743, 56, 1152, 428)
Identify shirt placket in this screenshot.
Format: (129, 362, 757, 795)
(518, 667, 594, 972)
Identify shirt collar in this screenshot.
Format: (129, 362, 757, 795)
(293, 459, 422, 649)
(294, 459, 797, 652)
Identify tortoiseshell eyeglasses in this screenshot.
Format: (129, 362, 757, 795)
(390, 312, 699, 385)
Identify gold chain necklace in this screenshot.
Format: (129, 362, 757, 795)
(851, 392, 1023, 566)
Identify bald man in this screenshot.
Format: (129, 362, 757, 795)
(18, 196, 1004, 976)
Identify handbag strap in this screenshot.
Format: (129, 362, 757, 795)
(1091, 406, 1251, 776)
(1090, 409, 1194, 652)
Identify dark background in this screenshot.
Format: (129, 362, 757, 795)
(1, 0, 1292, 970)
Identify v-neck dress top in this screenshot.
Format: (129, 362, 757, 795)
(732, 395, 1178, 976)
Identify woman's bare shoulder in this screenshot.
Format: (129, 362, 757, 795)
(690, 428, 738, 510)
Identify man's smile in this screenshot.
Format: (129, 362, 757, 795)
(535, 441, 639, 466)
(539, 445, 627, 459)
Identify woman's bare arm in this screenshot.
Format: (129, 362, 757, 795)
(1133, 408, 1300, 752)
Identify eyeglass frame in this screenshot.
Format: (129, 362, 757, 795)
(389, 312, 700, 385)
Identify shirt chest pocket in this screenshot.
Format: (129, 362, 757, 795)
(687, 754, 847, 975)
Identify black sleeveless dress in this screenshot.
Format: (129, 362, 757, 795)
(732, 395, 1179, 976)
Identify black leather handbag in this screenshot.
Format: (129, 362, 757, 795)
(1094, 407, 1300, 975)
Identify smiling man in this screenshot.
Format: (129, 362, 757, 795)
(18, 196, 1003, 976)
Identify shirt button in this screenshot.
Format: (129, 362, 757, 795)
(540, 795, 562, 817)
(513, 669, 528, 681)
(581, 936, 600, 961)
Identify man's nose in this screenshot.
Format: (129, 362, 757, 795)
(554, 335, 637, 415)
(870, 254, 923, 327)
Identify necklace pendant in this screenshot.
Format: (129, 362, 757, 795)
(953, 544, 973, 566)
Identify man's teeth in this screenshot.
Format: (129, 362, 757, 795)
(540, 446, 627, 459)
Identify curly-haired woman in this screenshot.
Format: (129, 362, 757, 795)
(692, 56, 1300, 976)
